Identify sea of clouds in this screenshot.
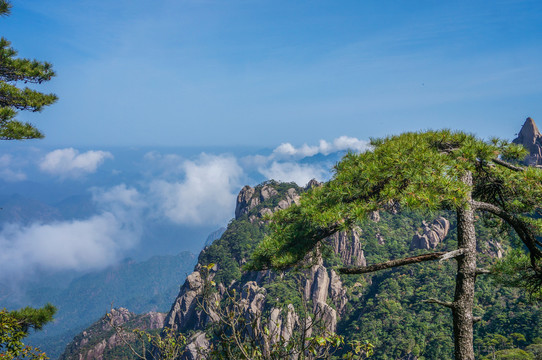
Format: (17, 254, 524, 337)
(0, 136, 370, 282)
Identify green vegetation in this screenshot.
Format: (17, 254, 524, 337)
(29, 252, 196, 359)
(57, 177, 542, 359)
(250, 130, 542, 359)
(1, 304, 56, 359)
(0, 0, 57, 139)
(0, 1, 58, 357)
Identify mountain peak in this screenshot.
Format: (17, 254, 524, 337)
(513, 117, 542, 165)
(519, 117, 540, 140)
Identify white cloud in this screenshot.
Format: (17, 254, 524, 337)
(0, 212, 138, 281)
(258, 161, 327, 187)
(0, 184, 144, 282)
(0, 154, 26, 181)
(92, 184, 144, 211)
(272, 136, 370, 160)
(40, 148, 113, 178)
(149, 154, 243, 225)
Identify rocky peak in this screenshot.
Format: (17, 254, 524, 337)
(234, 182, 302, 223)
(410, 216, 450, 250)
(59, 309, 166, 360)
(328, 228, 367, 267)
(235, 185, 258, 219)
(513, 117, 542, 165)
(305, 179, 322, 190)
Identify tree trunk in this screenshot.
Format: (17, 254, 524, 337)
(453, 171, 477, 360)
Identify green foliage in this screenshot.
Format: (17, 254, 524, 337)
(199, 219, 265, 285)
(494, 348, 534, 360)
(0, 0, 57, 139)
(342, 340, 374, 359)
(250, 130, 542, 276)
(248, 130, 542, 360)
(198, 266, 361, 360)
(7, 304, 56, 333)
(526, 343, 542, 360)
(492, 249, 542, 301)
(0, 305, 55, 359)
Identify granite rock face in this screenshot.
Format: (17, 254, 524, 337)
(513, 117, 542, 166)
(59, 308, 166, 360)
(410, 216, 450, 250)
(235, 185, 259, 218)
(235, 182, 302, 223)
(328, 228, 367, 267)
(164, 182, 358, 356)
(165, 271, 207, 332)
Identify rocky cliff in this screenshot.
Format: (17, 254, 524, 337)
(410, 216, 450, 250)
(513, 117, 542, 166)
(60, 308, 166, 360)
(163, 180, 368, 359)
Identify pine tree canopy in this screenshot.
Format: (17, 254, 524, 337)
(0, 0, 57, 140)
(249, 130, 542, 286)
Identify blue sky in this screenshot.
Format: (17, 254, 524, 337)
(3, 0, 542, 146)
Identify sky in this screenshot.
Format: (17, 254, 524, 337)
(2, 0, 542, 147)
(1, 0, 542, 284)
(0, 138, 368, 283)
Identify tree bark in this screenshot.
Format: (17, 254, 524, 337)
(453, 171, 477, 360)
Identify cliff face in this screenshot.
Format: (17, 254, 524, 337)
(410, 217, 450, 250)
(513, 117, 542, 166)
(163, 181, 368, 359)
(59, 308, 166, 360)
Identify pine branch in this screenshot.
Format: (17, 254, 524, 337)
(492, 158, 524, 172)
(475, 268, 491, 275)
(338, 252, 446, 274)
(473, 200, 542, 264)
(438, 248, 466, 262)
(422, 298, 455, 309)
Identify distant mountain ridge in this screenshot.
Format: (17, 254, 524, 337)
(18, 251, 197, 359)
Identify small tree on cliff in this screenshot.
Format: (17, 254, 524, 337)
(250, 130, 542, 360)
(0, 0, 57, 140)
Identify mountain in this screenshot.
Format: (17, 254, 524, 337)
(59, 122, 542, 359)
(0, 193, 64, 225)
(513, 117, 542, 166)
(59, 308, 167, 360)
(168, 177, 542, 360)
(61, 179, 540, 359)
(20, 251, 196, 359)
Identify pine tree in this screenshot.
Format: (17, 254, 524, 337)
(0, 0, 57, 140)
(0, 1, 57, 357)
(250, 130, 542, 360)
(1, 304, 56, 359)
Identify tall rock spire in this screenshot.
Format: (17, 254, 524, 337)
(513, 117, 542, 166)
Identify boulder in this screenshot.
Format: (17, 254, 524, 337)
(410, 217, 450, 250)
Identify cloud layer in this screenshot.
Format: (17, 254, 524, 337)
(0, 213, 137, 281)
(149, 154, 243, 225)
(258, 161, 326, 187)
(272, 136, 370, 159)
(0, 183, 143, 282)
(40, 148, 113, 178)
(0, 136, 366, 279)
